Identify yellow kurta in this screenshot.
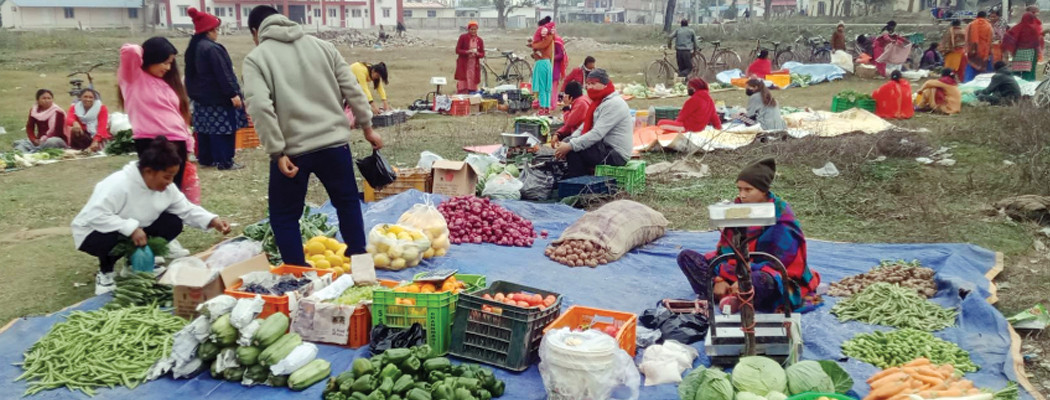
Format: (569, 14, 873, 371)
(350, 62, 386, 103)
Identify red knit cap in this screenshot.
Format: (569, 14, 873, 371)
(188, 7, 221, 35)
(688, 78, 708, 92)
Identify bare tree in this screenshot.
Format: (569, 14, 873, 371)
(495, 0, 535, 29)
(553, 0, 560, 23)
(764, 0, 773, 20)
(663, 0, 678, 32)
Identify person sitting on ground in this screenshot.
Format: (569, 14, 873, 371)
(71, 137, 231, 295)
(915, 68, 961, 115)
(555, 81, 591, 140)
(561, 56, 595, 94)
(16, 89, 67, 153)
(920, 43, 944, 70)
(976, 61, 1021, 105)
(741, 79, 786, 130)
(746, 50, 772, 79)
(831, 23, 847, 52)
(553, 68, 632, 178)
(351, 61, 390, 115)
(677, 158, 821, 313)
(658, 78, 722, 132)
(872, 70, 914, 120)
(65, 89, 111, 152)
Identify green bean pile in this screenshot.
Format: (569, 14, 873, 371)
(832, 282, 958, 331)
(15, 305, 186, 396)
(842, 328, 978, 372)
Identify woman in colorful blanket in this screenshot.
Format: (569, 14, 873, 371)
(16, 89, 67, 153)
(1003, 6, 1044, 81)
(677, 158, 822, 313)
(657, 78, 722, 132)
(455, 21, 485, 94)
(940, 19, 968, 80)
(872, 70, 914, 120)
(65, 89, 111, 151)
(914, 68, 961, 115)
(872, 21, 899, 76)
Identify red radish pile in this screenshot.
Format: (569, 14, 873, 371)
(545, 239, 609, 267)
(479, 292, 557, 315)
(437, 196, 537, 247)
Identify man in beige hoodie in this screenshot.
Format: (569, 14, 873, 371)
(243, 6, 381, 266)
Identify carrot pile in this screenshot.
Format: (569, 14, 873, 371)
(863, 358, 981, 400)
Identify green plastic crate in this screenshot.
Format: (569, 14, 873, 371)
(855, 99, 877, 113)
(830, 96, 856, 113)
(595, 160, 647, 194)
(449, 281, 563, 371)
(372, 273, 486, 356)
(652, 106, 681, 122)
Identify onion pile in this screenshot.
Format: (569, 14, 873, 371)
(437, 196, 537, 247)
(545, 239, 609, 267)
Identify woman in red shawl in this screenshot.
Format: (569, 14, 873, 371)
(455, 21, 485, 94)
(746, 50, 772, 79)
(1003, 7, 1044, 81)
(657, 78, 722, 132)
(872, 21, 898, 76)
(872, 70, 914, 120)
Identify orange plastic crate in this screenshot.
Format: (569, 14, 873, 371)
(235, 127, 260, 149)
(224, 264, 335, 318)
(543, 305, 638, 357)
(273, 263, 343, 279)
(347, 305, 372, 348)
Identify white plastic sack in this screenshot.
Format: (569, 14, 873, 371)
(230, 296, 265, 330)
(481, 172, 524, 200)
(417, 151, 445, 171)
(831, 50, 854, 74)
(109, 112, 132, 132)
(539, 328, 641, 400)
(464, 153, 499, 178)
(640, 340, 698, 372)
(639, 360, 683, 386)
(309, 274, 357, 302)
(269, 342, 318, 375)
(237, 319, 261, 347)
(205, 240, 263, 271)
(197, 295, 237, 321)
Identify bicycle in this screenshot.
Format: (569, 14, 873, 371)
(794, 35, 832, 64)
(645, 41, 740, 87)
(1034, 78, 1050, 107)
(697, 40, 742, 80)
(480, 48, 532, 89)
(747, 40, 796, 71)
(68, 63, 104, 100)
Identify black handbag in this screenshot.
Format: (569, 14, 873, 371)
(356, 149, 398, 189)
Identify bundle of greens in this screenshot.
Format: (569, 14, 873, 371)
(105, 129, 136, 155)
(243, 206, 337, 264)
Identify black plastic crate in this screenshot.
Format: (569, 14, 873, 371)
(449, 281, 563, 371)
(557, 175, 616, 199)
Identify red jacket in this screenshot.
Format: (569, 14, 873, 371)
(557, 96, 592, 138)
(677, 90, 722, 131)
(561, 66, 589, 92)
(66, 104, 111, 150)
(454, 33, 485, 83)
(747, 58, 772, 78)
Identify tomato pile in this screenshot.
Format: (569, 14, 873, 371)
(479, 292, 557, 314)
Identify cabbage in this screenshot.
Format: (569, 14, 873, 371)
(731, 356, 788, 396)
(817, 360, 854, 394)
(736, 392, 766, 400)
(679, 366, 734, 400)
(785, 360, 835, 395)
(766, 391, 788, 400)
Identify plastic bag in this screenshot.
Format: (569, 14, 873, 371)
(269, 342, 318, 375)
(230, 296, 265, 330)
(397, 201, 451, 259)
(109, 112, 132, 132)
(197, 295, 237, 321)
(366, 223, 431, 270)
(205, 239, 263, 271)
(539, 328, 641, 400)
(369, 323, 426, 356)
(182, 161, 201, 205)
(639, 306, 710, 345)
(636, 326, 662, 349)
(831, 50, 854, 74)
(356, 150, 397, 189)
(519, 162, 558, 201)
(482, 172, 524, 200)
(417, 151, 445, 171)
(464, 153, 500, 179)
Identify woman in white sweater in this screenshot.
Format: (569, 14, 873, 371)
(72, 137, 231, 295)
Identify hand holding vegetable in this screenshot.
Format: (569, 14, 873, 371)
(131, 227, 148, 247)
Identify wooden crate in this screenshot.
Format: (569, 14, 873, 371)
(363, 168, 432, 202)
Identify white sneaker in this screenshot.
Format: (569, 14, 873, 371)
(95, 271, 116, 295)
(168, 239, 190, 259)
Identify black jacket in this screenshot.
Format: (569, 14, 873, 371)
(978, 67, 1021, 100)
(185, 38, 241, 106)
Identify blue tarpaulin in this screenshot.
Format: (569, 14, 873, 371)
(0, 190, 1032, 399)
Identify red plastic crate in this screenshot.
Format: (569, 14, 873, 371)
(543, 305, 638, 357)
(449, 99, 471, 116)
(224, 264, 335, 318)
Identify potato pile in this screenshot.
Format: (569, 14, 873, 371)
(829, 260, 937, 298)
(544, 239, 609, 267)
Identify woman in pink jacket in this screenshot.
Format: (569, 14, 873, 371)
(118, 37, 192, 189)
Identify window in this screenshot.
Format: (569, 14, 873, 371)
(352, 9, 362, 17)
(364, 9, 369, 16)
(128, 8, 138, 18)
(403, 10, 412, 17)
(215, 7, 226, 17)
(63, 7, 74, 18)
(244, 7, 252, 17)
(178, 6, 188, 17)
(314, 9, 321, 17)
(382, 8, 390, 18)
(427, 10, 436, 17)
(329, 8, 337, 17)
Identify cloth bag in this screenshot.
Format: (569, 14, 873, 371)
(553, 200, 669, 262)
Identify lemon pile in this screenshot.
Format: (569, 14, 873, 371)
(365, 224, 431, 270)
(303, 236, 351, 273)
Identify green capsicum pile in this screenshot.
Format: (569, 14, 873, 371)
(321, 345, 506, 400)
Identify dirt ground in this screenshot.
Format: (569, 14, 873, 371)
(1, 22, 1049, 394)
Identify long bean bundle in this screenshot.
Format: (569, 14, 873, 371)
(842, 329, 978, 373)
(16, 305, 186, 396)
(832, 282, 957, 331)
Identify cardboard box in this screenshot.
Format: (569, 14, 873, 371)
(159, 251, 271, 320)
(431, 160, 478, 196)
(467, 94, 482, 105)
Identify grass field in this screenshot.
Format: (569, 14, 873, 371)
(1, 22, 1049, 391)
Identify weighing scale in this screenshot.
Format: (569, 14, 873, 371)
(704, 202, 802, 366)
(424, 77, 448, 111)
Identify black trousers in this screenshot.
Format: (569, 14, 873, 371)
(196, 133, 236, 169)
(78, 213, 184, 273)
(134, 139, 187, 190)
(676, 49, 694, 78)
(565, 141, 627, 179)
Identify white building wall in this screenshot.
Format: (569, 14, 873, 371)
(1, 2, 16, 28)
(4, 6, 135, 29)
(167, 0, 200, 27)
(344, 5, 369, 28)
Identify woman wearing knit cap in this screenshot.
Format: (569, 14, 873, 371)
(553, 68, 632, 178)
(677, 158, 821, 313)
(185, 7, 247, 170)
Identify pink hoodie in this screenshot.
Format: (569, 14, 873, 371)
(118, 44, 190, 142)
